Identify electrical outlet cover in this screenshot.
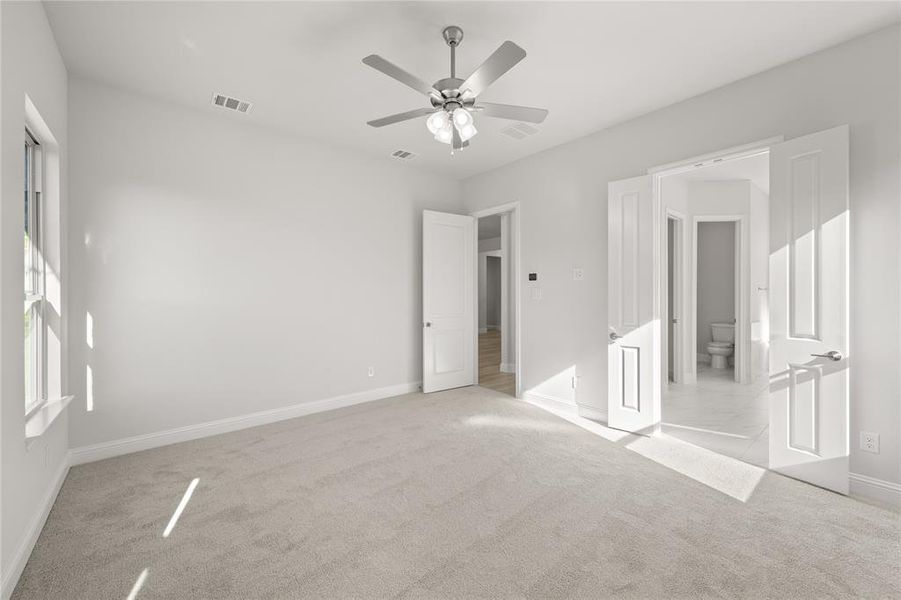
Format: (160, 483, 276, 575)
(859, 431, 880, 453)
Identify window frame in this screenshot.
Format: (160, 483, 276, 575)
(24, 128, 47, 418)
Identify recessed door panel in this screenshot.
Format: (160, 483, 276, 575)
(789, 153, 820, 340)
(621, 346, 640, 411)
(621, 192, 640, 329)
(788, 365, 819, 455)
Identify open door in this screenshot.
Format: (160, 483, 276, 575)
(608, 175, 660, 433)
(769, 125, 849, 494)
(423, 210, 476, 393)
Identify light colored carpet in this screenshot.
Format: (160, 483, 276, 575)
(13, 387, 901, 599)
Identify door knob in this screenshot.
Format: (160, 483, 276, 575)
(810, 350, 842, 361)
(609, 331, 622, 341)
(424, 322, 432, 328)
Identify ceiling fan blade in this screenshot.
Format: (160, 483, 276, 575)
(475, 102, 548, 124)
(459, 41, 526, 98)
(362, 54, 438, 97)
(452, 125, 463, 151)
(367, 107, 436, 128)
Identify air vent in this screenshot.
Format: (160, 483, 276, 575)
(499, 122, 539, 140)
(211, 93, 253, 114)
(391, 149, 416, 161)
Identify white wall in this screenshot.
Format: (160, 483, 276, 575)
(486, 256, 501, 328)
(478, 236, 501, 252)
(696, 222, 735, 357)
(462, 25, 901, 488)
(66, 79, 462, 449)
(0, 2, 69, 595)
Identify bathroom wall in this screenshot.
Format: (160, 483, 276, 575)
(697, 222, 736, 359)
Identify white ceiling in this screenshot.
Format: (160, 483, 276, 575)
(44, 1, 898, 180)
(668, 152, 770, 194)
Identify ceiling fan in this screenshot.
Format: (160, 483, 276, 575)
(363, 26, 548, 152)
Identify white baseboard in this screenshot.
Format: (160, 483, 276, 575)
(499, 362, 515, 373)
(1, 454, 70, 600)
(849, 472, 901, 507)
(576, 405, 608, 423)
(523, 391, 578, 416)
(70, 382, 421, 466)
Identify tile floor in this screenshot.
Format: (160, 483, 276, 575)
(662, 363, 769, 467)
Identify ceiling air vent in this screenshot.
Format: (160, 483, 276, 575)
(211, 93, 253, 114)
(391, 149, 416, 161)
(500, 122, 539, 140)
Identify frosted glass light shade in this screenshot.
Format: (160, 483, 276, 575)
(426, 111, 450, 135)
(452, 108, 473, 128)
(434, 123, 454, 144)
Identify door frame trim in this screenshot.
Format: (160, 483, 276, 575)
(665, 210, 687, 385)
(471, 202, 522, 398)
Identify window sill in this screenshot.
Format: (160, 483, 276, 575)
(25, 395, 73, 441)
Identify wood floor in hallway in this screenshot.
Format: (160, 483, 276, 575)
(478, 329, 514, 396)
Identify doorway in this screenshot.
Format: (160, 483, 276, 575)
(476, 214, 514, 396)
(659, 153, 770, 467)
(608, 127, 850, 494)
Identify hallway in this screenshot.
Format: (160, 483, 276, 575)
(478, 330, 515, 396)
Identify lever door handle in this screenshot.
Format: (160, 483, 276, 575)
(810, 350, 842, 361)
(609, 331, 622, 341)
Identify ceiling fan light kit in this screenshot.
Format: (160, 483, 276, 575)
(363, 25, 548, 154)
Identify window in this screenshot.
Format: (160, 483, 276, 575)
(24, 129, 46, 415)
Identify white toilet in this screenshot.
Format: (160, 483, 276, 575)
(707, 322, 735, 369)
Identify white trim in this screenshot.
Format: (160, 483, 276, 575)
(849, 473, 901, 507)
(664, 210, 687, 384)
(648, 136, 784, 175)
(1, 454, 70, 600)
(70, 382, 420, 466)
(25, 395, 73, 441)
(523, 391, 578, 415)
(471, 201, 522, 398)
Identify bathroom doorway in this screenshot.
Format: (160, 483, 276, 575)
(658, 151, 770, 467)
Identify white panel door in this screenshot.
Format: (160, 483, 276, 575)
(423, 210, 475, 393)
(608, 175, 660, 433)
(769, 125, 849, 494)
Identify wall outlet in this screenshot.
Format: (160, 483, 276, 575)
(572, 268, 584, 281)
(860, 431, 880, 454)
(367, 366, 375, 378)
